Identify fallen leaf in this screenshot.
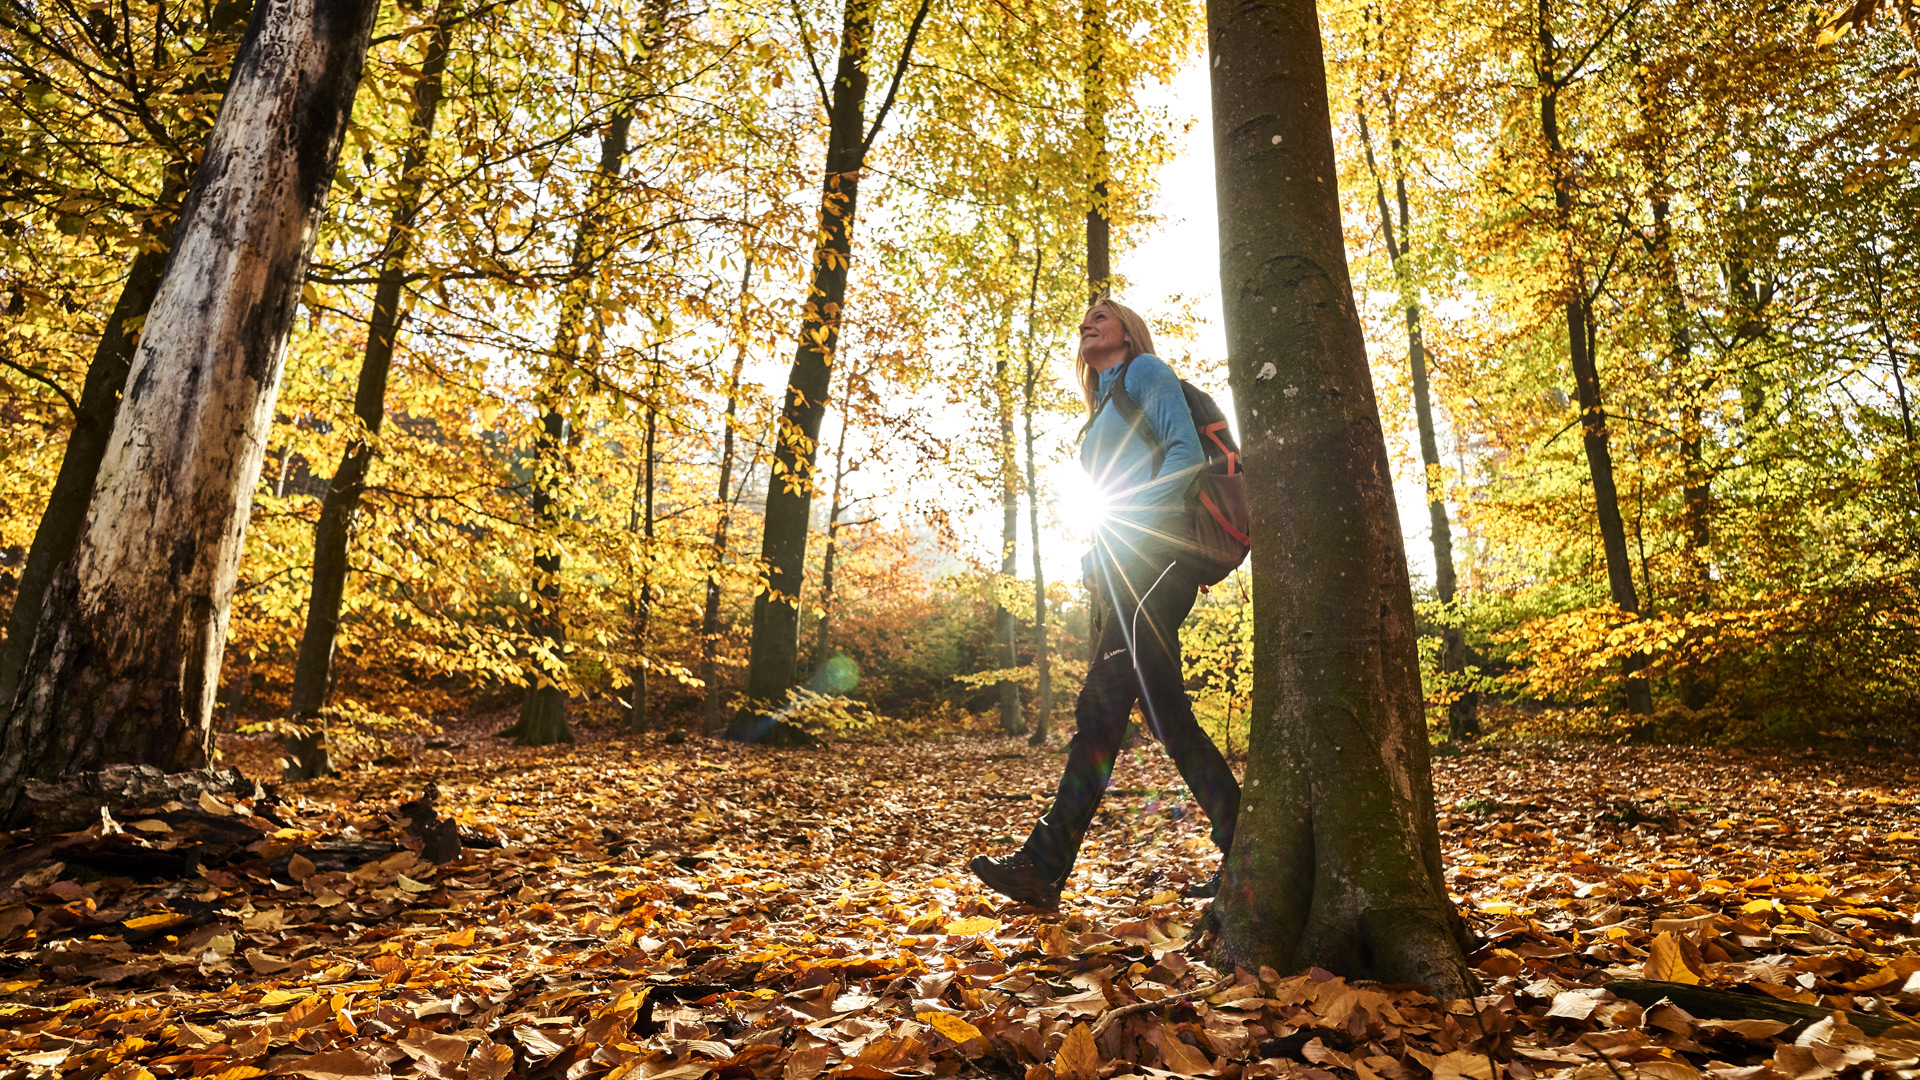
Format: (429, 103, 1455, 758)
(467, 1039, 513, 1080)
(1054, 1023, 1100, 1080)
(917, 1011, 983, 1045)
(289, 1048, 388, 1080)
(1644, 931, 1705, 984)
(289, 853, 317, 882)
(124, 911, 190, 931)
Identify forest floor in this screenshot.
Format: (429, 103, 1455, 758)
(5, 721, 1920, 1080)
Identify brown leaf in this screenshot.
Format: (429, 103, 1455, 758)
(289, 1048, 389, 1080)
(288, 853, 318, 882)
(1054, 1023, 1101, 1080)
(466, 1040, 514, 1080)
(784, 1045, 831, 1080)
(397, 1028, 469, 1064)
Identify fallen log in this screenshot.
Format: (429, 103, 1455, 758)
(1606, 977, 1904, 1037)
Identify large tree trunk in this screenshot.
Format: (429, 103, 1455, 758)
(994, 339, 1025, 735)
(0, 0, 380, 822)
(284, 0, 459, 778)
(701, 256, 752, 734)
(0, 0, 251, 714)
(1204, 0, 1471, 994)
(1023, 248, 1053, 745)
(1537, 2, 1650, 715)
(737, 0, 933, 727)
(1356, 108, 1477, 741)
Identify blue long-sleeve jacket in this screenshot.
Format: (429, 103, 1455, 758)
(1080, 352, 1203, 563)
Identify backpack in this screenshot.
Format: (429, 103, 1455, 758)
(1091, 357, 1251, 586)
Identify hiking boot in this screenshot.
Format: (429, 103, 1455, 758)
(1184, 869, 1222, 899)
(969, 850, 1062, 908)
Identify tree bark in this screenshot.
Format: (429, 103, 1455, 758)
(995, 336, 1025, 735)
(1537, 0, 1650, 715)
(734, 0, 929, 730)
(0, 0, 251, 715)
(0, 0, 380, 822)
(1355, 108, 1476, 741)
(1083, 0, 1110, 302)
(628, 355, 659, 733)
(1023, 248, 1053, 745)
(1204, 0, 1471, 994)
(738, 0, 874, 717)
(701, 255, 752, 733)
(813, 417, 852, 667)
(510, 112, 633, 747)
(283, 0, 459, 777)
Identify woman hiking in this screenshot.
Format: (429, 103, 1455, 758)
(969, 298, 1241, 908)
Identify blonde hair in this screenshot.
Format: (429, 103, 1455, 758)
(1074, 297, 1156, 414)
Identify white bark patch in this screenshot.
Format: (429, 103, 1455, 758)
(1256, 362, 1277, 380)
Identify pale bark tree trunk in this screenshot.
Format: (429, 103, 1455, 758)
(1356, 108, 1477, 741)
(734, 0, 930, 732)
(0, 0, 380, 821)
(701, 254, 753, 733)
(1204, 0, 1471, 993)
(994, 332, 1025, 735)
(283, 0, 460, 777)
(1537, 0, 1650, 715)
(1023, 247, 1054, 745)
(509, 112, 633, 747)
(0, 2, 251, 713)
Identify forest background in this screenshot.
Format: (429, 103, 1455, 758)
(1, 0, 1916, 770)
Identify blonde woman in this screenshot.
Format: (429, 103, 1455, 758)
(970, 298, 1240, 907)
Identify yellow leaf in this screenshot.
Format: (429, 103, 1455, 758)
(918, 1011, 984, 1045)
(944, 916, 1002, 936)
(125, 912, 190, 931)
(396, 874, 434, 893)
(1644, 931, 1704, 984)
(200, 790, 233, 816)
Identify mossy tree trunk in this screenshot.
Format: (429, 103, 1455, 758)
(1205, 0, 1472, 995)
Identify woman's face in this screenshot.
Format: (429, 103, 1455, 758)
(1078, 305, 1127, 361)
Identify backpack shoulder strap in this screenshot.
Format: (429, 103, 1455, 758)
(1107, 357, 1168, 477)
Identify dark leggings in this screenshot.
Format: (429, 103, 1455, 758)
(1022, 550, 1241, 886)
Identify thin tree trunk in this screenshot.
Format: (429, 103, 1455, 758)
(283, 0, 459, 777)
(1084, 0, 1110, 302)
(1023, 246, 1053, 745)
(701, 254, 753, 733)
(628, 360, 658, 733)
(1082, 0, 1111, 668)
(735, 0, 930, 732)
(1205, 0, 1471, 994)
(813, 419, 852, 666)
(0, 0, 380, 821)
(1537, 0, 1651, 715)
(1355, 106, 1476, 741)
(995, 332, 1025, 736)
(512, 112, 633, 747)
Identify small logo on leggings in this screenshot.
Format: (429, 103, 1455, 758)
(1102, 648, 1127, 661)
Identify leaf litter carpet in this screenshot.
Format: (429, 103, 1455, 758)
(6, 734, 1920, 1080)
